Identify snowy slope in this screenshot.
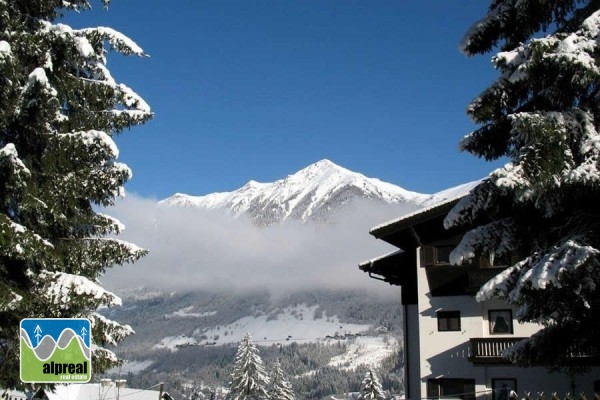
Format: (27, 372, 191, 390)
(107, 289, 403, 378)
(159, 159, 430, 225)
(155, 304, 368, 348)
(152, 303, 398, 371)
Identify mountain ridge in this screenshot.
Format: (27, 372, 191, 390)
(159, 159, 476, 225)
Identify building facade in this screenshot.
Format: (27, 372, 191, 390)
(360, 197, 600, 400)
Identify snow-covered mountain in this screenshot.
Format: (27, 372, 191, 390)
(159, 159, 434, 225)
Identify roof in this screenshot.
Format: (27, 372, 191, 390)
(369, 180, 478, 239)
(369, 197, 461, 247)
(358, 250, 417, 304)
(358, 249, 403, 269)
(358, 182, 476, 291)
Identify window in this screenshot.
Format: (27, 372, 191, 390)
(492, 379, 517, 400)
(435, 245, 454, 264)
(437, 311, 461, 332)
(427, 378, 475, 400)
(489, 310, 513, 334)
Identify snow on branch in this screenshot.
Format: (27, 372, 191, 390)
(79, 26, 145, 56)
(491, 162, 530, 193)
(444, 179, 498, 228)
(117, 83, 151, 112)
(449, 218, 517, 266)
(88, 312, 134, 345)
(562, 111, 600, 184)
(91, 345, 119, 364)
(493, 10, 600, 83)
(508, 110, 600, 188)
(95, 213, 125, 234)
(493, 44, 530, 83)
(58, 130, 120, 159)
(23, 67, 57, 97)
(0, 40, 12, 60)
(0, 289, 23, 312)
(95, 237, 147, 264)
(0, 214, 53, 259)
(40, 21, 145, 57)
(34, 269, 123, 308)
(477, 240, 600, 307)
(1, 143, 31, 179)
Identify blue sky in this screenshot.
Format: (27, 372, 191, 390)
(64, 1, 501, 199)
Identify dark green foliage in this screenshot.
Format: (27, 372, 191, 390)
(0, 0, 151, 389)
(450, 0, 600, 369)
(461, 0, 600, 55)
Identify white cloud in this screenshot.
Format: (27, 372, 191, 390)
(100, 194, 413, 296)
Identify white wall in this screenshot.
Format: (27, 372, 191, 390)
(414, 246, 600, 399)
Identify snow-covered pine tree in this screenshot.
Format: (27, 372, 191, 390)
(0, 0, 152, 389)
(229, 333, 270, 400)
(446, 0, 600, 368)
(269, 360, 294, 400)
(357, 369, 385, 400)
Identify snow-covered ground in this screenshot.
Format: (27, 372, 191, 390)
(113, 359, 154, 374)
(327, 335, 399, 370)
(192, 304, 371, 346)
(155, 304, 376, 349)
(152, 304, 399, 371)
(154, 335, 198, 350)
(165, 306, 218, 318)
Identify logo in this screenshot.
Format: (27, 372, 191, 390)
(20, 318, 91, 383)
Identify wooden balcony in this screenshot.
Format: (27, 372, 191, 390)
(470, 338, 600, 366)
(469, 337, 525, 364)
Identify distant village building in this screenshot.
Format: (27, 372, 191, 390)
(360, 193, 600, 399)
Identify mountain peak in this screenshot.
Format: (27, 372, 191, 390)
(160, 160, 431, 225)
(308, 159, 341, 169)
(286, 159, 349, 178)
(242, 179, 268, 188)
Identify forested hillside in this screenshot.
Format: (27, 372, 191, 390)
(100, 289, 405, 399)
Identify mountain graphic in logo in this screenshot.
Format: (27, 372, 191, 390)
(20, 318, 91, 383)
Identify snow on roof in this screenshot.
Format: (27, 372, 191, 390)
(358, 249, 403, 268)
(369, 181, 478, 237)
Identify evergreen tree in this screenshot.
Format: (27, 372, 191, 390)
(447, 1, 600, 368)
(270, 360, 294, 400)
(229, 333, 270, 400)
(0, 0, 152, 389)
(357, 369, 385, 400)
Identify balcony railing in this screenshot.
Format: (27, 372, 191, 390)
(470, 338, 600, 365)
(469, 337, 525, 364)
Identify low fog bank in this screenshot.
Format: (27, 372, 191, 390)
(100, 194, 416, 297)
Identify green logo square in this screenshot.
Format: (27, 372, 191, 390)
(20, 318, 92, 383)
